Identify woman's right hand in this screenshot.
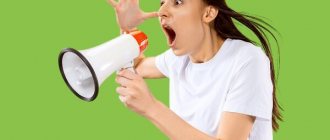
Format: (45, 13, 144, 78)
(108, 0, 159, 32)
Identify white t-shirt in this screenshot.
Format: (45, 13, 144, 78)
(155, 38, 273, 140)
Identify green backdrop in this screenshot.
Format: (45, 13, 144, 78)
(1, 0, 329, 139)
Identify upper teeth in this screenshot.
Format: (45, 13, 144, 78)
(164, 25, 171, 29)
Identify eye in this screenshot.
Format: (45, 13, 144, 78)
(160, 1, 165, 6)
(174, 0, 183, 5)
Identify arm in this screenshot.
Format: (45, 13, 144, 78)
(134, 55, 166, 79)
(146, 101, 255, 140)
(115, 69, 256, 140)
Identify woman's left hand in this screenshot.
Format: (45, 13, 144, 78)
(115, 69, 157, 116)
(107, 0, 159, 32)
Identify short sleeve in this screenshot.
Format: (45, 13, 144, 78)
(155, 49, 177, 78)
(223, 48, 273, 121)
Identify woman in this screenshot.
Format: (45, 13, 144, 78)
(108, 0, 282, 139)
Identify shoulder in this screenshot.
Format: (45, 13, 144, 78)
(228, 39, 270, 67)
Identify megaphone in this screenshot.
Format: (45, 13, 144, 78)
(58, 30, 148, 102)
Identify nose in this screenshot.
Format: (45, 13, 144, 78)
(158, 2, 170, 23)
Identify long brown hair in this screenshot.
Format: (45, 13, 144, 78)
(202, 0, 283, 131)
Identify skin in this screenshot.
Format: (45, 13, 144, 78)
(108, 0, 256, 139)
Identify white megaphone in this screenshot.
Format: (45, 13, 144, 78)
(58, 30, 148, 102)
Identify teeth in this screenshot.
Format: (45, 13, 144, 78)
(163, 24, 172, 29)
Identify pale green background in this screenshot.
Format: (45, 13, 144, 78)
(0, 0, 329, 139)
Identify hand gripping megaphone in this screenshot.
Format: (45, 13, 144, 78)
(58, 30, 148, 102)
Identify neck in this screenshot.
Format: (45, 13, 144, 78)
(189, 28, 224, 63)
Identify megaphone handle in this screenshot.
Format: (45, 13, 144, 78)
(117, 61, 136, 74)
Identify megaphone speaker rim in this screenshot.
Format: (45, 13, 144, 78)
(58, 48, 99, 102)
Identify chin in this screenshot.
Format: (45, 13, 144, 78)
(171, 47, 186, 56)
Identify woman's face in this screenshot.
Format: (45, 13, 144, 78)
(159, 0, 208, 56)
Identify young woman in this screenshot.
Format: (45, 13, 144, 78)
(108, 0, 282, 139)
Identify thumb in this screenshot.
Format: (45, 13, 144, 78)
(107, 0, 118, 7)
(142, 12, 159, 20)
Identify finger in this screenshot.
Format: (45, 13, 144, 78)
(142, 12, 159, 19)
(107, 0, 118, 7)
(117, 69, 139, 80)
(116, 86, 131, 96)
(119, 95, 133, 105)
(119, 95, 125, 102)
(132, 0, 138, 4)
(119, 95, 128, 106)
(115, 75, 132, 87)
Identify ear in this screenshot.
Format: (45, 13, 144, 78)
(202, 6, 219, 23)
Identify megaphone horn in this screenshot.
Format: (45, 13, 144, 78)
(58, 30, 148, 102)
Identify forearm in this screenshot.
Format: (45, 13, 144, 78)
(120, 28, 164, 79)
(145, 101, 218, 140)
(133, 54, 151, 78)
(134, 55, 166, 79)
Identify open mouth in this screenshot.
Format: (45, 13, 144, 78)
(163, 25, 177, 47)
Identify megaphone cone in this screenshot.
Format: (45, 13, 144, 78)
(58, 30, 148, 101)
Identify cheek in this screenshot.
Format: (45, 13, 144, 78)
(176, 15, 204, 54)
